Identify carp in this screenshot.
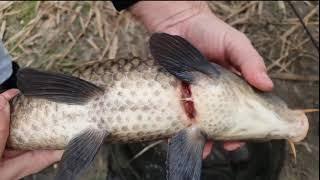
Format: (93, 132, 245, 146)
(6, 33, 308, 180)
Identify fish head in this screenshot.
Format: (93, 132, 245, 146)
(148, 32, 309, 143)
(189, 71, 309, 143)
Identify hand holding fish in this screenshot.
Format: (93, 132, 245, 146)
(130, 1, 273, 91)
(0, 2, 309, 180)
(0, 89, 63, 180)
(130, 1, 273, 154)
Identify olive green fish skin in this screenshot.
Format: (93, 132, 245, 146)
(8, 57, 308, 150)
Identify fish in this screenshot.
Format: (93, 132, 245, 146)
(6, 33, 309, 180)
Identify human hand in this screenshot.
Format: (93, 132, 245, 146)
(130, 1, 273, 91)
(0, 89, 63, 180)
(131, 1, 273, 157)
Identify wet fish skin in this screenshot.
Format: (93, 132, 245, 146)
(191, 63, 308, 142)
(8, 56, 308, 150)
(9, 57, 188, 150)
(6, 33, 309, 180)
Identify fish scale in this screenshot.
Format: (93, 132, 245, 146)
(5, 33, 309, 180)
(9, 58, 189, 149)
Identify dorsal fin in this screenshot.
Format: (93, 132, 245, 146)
(149, 33, 219, 83)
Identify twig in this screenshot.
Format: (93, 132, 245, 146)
(52, 6, 93, 63)
(86, 38, 100, 52)
(278, 57, 297, 73)
(67, 32, 76, 42)
(94, 3, 104, 39)
(267, 48, 289, 71)
(126, 140, 164, 166)
(0, 2, 13, 12)
(295, 141, 319, 153)
(0, 9, 23, 20)
(98, 39, 112, 61)
(6, 15, 41, 53)
(278, 1, 287, 15)
(299, 109, 320, 113)
(281, 24, 300, 40)
(53, 4, 82, 16)
(288, 140, 296, 164)
(229, 13, 250, 26)
(287, 2, 319, 52)
(258, 1, 263, 15)
(98, 13, 123, 61)
(210, 1, 234, 14)
(108, 35, 118, 59)
(270, 73, 319, 81)
(0, 20, 6, 40)
(224, 1, 258, 21)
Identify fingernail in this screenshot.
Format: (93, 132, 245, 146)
(11, 89, 20, 95)
(259, 72, 274, 90)
(224, 142, 245, 151)
(50, 150, 64, 159)
(202, 141, 213, 159)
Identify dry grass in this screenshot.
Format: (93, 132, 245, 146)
(1, 1, 149, 73)
(0, 1, 318, 79)
(0, 1, 318, 180)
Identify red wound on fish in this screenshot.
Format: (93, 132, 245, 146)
(181, 82, 192, 98)
(181, 82, 196, 121)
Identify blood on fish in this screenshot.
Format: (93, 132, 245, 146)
(181, 82, 192, 98)
(181, 82, 196, 121)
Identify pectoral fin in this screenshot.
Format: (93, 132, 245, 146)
(167, 127, 206, 180)
(16, 68, 104, 104)
(55, 129, 108, 180)
(149, 33, 219, 83)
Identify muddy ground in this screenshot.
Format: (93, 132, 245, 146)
(0, 1, 318, 180)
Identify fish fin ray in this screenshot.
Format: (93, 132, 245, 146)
(167, 127, 206, 180)
(16, 68, 104, 104)
(149, 33, 219, 83)
(55, 129, 108, 180)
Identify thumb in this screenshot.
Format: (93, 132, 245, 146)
(0, 89, 20, 157)
(224, 30, 273, 92)
(0, 150, 63, 180)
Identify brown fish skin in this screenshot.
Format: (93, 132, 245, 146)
(7, 56, 308, 150)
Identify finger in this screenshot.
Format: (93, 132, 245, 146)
(223, 141, 245, 151)
(0, 89, 20, 101)
(0, 89, 20, 157)
(0, 150, 63, 180)
(225, 30, 273, 92)
(202, 140, 213, 159)
(3, 149, 28, 159)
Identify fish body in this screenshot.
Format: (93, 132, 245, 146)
(8, 60, 308, 150)
(6, 33, 308, 180)
(9, 57, 188, 149)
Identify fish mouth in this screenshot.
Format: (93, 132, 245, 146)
(289, 110, 309, 142)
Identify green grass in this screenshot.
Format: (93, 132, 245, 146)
(12, 2, 37, 25)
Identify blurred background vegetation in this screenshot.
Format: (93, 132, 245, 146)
(0, 1, 318, 180)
